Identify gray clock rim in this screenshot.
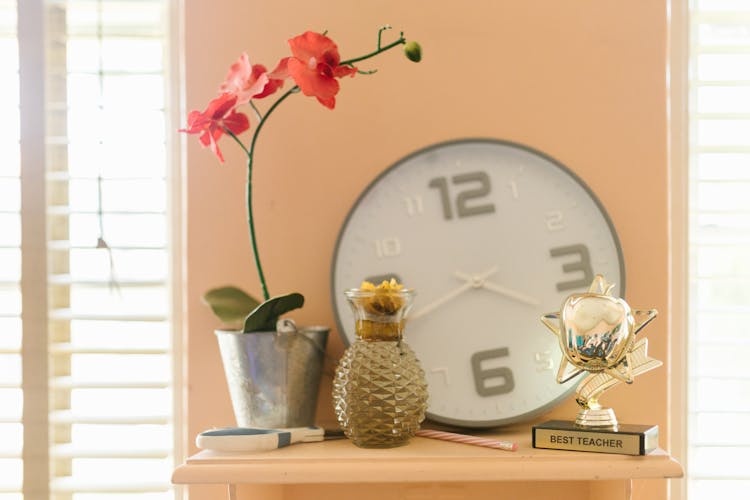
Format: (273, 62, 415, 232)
(328, 137, 627, 429)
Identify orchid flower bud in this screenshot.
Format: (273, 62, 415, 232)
(404, 41, 422, 62)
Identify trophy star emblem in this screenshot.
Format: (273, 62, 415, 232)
(541, 274, 659, 391)
(575, 338, 662, 407)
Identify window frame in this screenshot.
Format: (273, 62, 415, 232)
(668, 1, 689, 500)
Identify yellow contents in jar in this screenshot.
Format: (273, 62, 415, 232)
(359, 278, 404, 314)
(357, 279, 406, 341)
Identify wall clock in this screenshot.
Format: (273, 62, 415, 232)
(330, 139, 625, 428)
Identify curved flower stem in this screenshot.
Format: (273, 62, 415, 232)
(248, 86, 299, 164)
(249, 100, 263, 123)
(340, 35, 405, 66)
(377, 25, 391, 50)
(244, 153, 269, 301)
(228, 86, 299, 302)
(226, 130, 250, 156)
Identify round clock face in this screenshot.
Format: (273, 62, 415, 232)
(330, 139, 625, 428)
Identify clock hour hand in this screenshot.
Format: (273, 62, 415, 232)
(453, 270, 540, 306)
(410, 266, 499, 321)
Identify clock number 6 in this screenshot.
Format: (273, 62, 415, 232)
(428, 171, 496, 220)
(471, 347, 515, 397)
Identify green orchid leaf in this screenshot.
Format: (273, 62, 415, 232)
(202, 286, 261, 326)
(243, 292, 305, 333)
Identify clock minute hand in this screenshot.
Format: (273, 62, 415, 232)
(453, 271, 540, 306)
(409, 281, 474, 321)
(484, 281, 540, 306)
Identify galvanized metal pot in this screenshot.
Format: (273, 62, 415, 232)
(215, 324, 329, 428)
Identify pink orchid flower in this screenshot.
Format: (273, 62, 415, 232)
(271, 31, 357, 109)
(220, 53, 285, 104)
(180, 93, 249, 163)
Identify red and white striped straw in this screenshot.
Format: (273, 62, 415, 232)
(415, 429, 518, 451)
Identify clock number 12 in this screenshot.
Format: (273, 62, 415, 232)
(428, 171, 496, 220)
(471, 347, 515, 397)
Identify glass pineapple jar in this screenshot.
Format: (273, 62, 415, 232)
(332, 282, 428, 448)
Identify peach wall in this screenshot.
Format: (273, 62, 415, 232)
(183, 1, 671, 499)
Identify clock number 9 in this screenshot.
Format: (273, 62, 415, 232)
(471, 347, 515, 397)
(428, 171, 496, 220)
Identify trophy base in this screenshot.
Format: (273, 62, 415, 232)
(532, 420, 659, 456)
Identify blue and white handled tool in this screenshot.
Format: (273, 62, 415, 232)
(196, 426, 325, 452)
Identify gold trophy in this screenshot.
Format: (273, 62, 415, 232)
(532, 275, 661, 455)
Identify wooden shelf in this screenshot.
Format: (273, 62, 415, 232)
(172, 424, 683, 487)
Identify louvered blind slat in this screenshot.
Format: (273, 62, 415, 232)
(50, 410, 170, 425)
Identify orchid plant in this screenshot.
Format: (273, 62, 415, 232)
(181, 26, 421, 333)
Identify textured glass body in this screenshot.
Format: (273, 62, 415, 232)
(332, 289, 428, 448)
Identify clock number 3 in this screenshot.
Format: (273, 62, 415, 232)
(471, 347, 515, 397)
(550, 244, 594, 291)
(428, 171, 496, 220)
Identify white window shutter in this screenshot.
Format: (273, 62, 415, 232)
(6, 0, 179, 498)
(689, 0, 750, 498)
